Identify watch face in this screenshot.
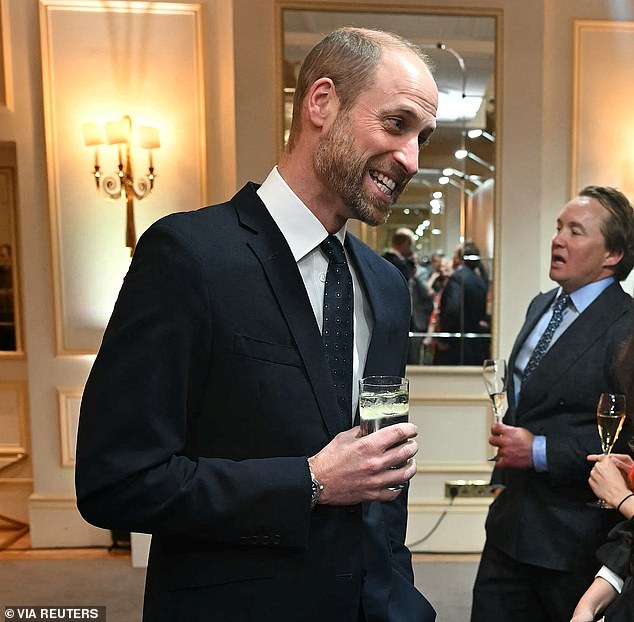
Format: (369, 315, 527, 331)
(310, 473, 322, 508)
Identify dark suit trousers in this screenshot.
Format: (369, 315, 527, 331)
(471, 542, 598, 622)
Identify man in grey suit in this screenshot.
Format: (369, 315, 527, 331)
(76, 28, 438, 622)
(471, 186, 634, 622)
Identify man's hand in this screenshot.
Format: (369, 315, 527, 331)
(309, 423, 418, 505)
(489, 423, 534, 469)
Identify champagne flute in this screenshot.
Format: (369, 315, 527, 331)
(482, 359, 508, 460)
(590, 392, 626, 508)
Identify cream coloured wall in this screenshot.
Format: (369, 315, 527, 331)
(1, 0, 632, 549)
(0, 0, 237, 546)
(542, 0, 634, 297)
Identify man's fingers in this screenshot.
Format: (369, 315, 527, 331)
(367, 422, 417, 448)
(372, 460, 417, 498)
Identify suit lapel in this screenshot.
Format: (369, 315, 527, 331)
(518, 283, 629, 412)
(507, 290, 556, 415)
(233, 184, 345, 438)
(346, 236, 385, 375)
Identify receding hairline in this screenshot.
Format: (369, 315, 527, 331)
(338, 26, 433, 68)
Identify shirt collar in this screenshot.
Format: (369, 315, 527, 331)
(256, 166, 346, 261)
(558, 276, 614, 314)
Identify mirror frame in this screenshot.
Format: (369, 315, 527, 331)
(0, 142, 23, 358)
(276, 1, 503, 372)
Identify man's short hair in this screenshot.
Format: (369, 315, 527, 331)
(286, 27, 431, 151)
(391, 228, 414, 246)
(579, 185, 634, 281)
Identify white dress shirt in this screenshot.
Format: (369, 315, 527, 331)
(257, 167, 374, 423)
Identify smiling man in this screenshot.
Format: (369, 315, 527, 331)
(76, 28, 438, 622)
(471, 186, 634, 622)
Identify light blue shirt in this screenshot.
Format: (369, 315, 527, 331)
(515, 277, 615, 471)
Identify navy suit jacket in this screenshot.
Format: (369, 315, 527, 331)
(487, 282, 632, 572)
(75, 183, 436, 622)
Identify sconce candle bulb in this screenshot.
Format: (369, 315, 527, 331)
(83, 115, 159, 254)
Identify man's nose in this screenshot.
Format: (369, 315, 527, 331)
(552, 231, 564, 246)
(394, 137, 420, 176)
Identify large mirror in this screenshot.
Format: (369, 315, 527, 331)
(0, 142, 22, 354)
(280, 5, 499, 366)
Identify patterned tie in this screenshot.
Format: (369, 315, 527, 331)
(522, 294, 570, 386)
(320, 235, 354, 426)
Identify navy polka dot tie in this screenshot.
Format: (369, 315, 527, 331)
(320, 235, 354, 427)
(522, 294, 570, 387)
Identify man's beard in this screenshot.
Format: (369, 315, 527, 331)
(314, 113, 409, 226)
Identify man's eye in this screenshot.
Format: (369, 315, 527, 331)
(387, 117, 403, 130)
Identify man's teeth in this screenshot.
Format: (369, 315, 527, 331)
(371, 172, 396, 194)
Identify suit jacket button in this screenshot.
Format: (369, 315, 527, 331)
(240, 536, 248, 545)
(558, 399, 566, 407)
(272, 534, 281, 546)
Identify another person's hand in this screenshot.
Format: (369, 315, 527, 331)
(588, 454, 632, 511)
(489, 423, 534, 469)
(588, 452, 634, 477)
(309, 423, 418, 505)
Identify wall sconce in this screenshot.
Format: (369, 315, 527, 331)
(82, 116, 160, 254)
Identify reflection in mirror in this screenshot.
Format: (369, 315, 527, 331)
(0, 142, 21, 354)
(282, 7, 498, 366)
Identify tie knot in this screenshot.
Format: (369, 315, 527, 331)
(320, 235, 347, 265)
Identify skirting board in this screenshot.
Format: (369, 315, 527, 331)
(28, 494, 110, 548)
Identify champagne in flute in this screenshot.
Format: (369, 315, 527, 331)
(489, 391, 506, 424)
(482, 359, 508, 461)
(590, 392, 626, 508)
(482, 359, 508, 424)
(598, 411, 625, 454)
(596, 393, 626, 455)
(359, 376, 409, 490)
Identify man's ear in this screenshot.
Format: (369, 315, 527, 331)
(305, 78, 339, 129)
(604, 248, 624, 269)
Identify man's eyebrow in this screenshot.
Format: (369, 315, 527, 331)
(566, 219, 587, 231)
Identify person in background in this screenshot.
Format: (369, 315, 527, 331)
(408, 250, 434, 364)
(571, 325, 634, 622)
(569, 453, 634, 622)
(382, 227, 416, 281)
(75, 27, 438, 622)
(426, 252, 448, 293)
(422, 254, 451, 363)
(471, 186, 634, 622)
(433, 241, 488, 365)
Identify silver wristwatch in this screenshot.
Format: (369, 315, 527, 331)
(308, 462, 323, 509)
